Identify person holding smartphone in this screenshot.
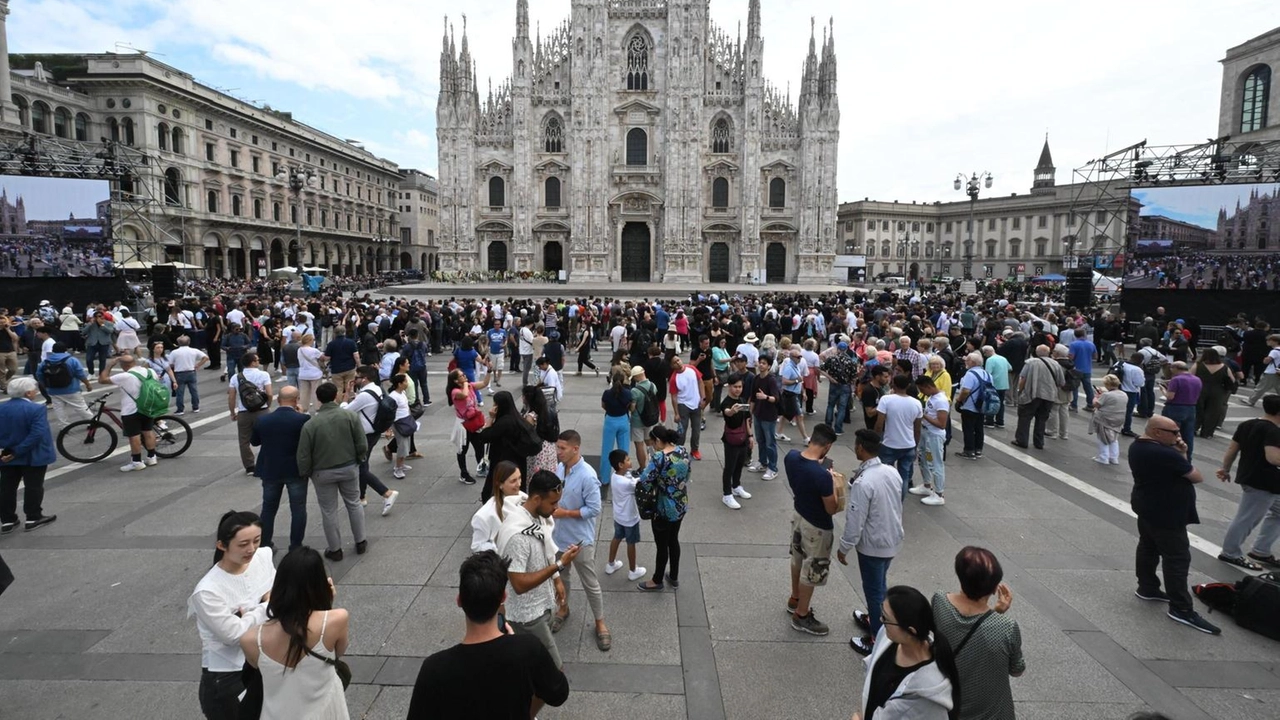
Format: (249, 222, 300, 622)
(718, 373, 755, 509)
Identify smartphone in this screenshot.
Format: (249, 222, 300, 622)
(735, 403, 750, 412)
(496, 612, 508, 633)
(821, 457, 834, 471)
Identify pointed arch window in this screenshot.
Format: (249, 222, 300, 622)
(1241, 65, 1271, 133)
(544, 116, 564, 153)
(712, 177, 729, 209)
(545, 177, 561, 209)
(769, 178, 786, 209)
(712, 118, 731, 153)
(626, 35, 650, 90)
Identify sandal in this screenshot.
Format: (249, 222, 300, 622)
(1218, 553, 1264, 571)
(596, 629, 612, 651)
(550, 609, 569, 633)
(1247, 552, 1280, 568)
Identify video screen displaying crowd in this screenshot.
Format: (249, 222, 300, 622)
(3, 270, 1277, 720)
(0, 236, 113, 278)
(1124, 251, 1280, 290)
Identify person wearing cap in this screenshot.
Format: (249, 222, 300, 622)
(629, 365, 656, 468)
(35, 342, 92, 426)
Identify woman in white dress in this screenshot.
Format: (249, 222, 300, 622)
(296, 333, 326, 413)
(188, 511, 275, 720)
(469, 461, 526, 552)
(114, 308, 142, 354)
(241, 547, 350, 720)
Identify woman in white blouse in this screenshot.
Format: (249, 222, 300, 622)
(296, 334, 326, 414)
(188, 510, 276, 720)
(469, 461, 526, 552)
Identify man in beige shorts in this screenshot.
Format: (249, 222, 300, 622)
(783, 424, 840, 636)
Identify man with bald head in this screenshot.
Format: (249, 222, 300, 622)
(250, 386, 311, 551)
(99, 353, 161, 472)
(1013, 345, 1063, 450)
(1129, 415, 1218, 634)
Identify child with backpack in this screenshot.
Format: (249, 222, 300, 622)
(604, 450, 647, 582)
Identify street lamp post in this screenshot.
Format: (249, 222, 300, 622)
(276, 165, 317, 268)
(954, 172, 993, 281)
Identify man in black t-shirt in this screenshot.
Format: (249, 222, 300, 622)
(1127, 416, 1219, 635)
(407, 551, 569, 719)
(860, 365, 890, 429)
(783, 424, 840, 637)
(1217, 394, 1280, 569)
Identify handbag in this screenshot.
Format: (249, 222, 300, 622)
(304, 647, 352, 689)
(409, 400, 425, 419)
(393, 415, 418, 437)
(463, 406, 486, 433)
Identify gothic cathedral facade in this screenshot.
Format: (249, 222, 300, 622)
(436, 0, 840, 283)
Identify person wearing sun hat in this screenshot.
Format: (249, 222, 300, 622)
(736, 332, 760, 367)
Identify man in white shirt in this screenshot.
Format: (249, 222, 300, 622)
(874, 374, 923, 499)
(1246, 334, 1280, 406)
(225, 304, 246, 330)
(1118, 353, 1146, 437)
(519, 320, 536, 387)
(36, 326, 55, 362)
(169, 335, 210, 415)
(669, 355, 707, 461)
(911, 375, 950, 506)
(736, 332, 760, 367)
(536, 357, 563, 411)
(228, 352, 273, 475)
(100, 354, 161, 472)
(341, 366, 395, 506)
(609, 319, 628, 356)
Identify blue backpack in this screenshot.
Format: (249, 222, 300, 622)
(971, 368, 1001, 416)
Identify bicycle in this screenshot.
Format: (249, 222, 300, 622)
(57, 390, 193, 463)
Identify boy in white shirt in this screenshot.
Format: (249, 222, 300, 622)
(603, 450, 647, 582)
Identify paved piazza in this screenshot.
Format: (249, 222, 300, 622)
(1, 342, 1278, 720)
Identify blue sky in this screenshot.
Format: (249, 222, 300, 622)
(0, 176, 109, 219)
(9, 0, 1279, 203)
(1132, 184, 1280, 230)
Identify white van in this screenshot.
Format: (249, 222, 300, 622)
(880, 275, 907, 287)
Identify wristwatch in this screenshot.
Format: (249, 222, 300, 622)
(554, 561, 565, 573)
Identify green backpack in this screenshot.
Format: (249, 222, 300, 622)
(126, 369, 171, 418)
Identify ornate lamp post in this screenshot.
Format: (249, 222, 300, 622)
(954, 172, 993, 281)
(276, 165, 317, 268)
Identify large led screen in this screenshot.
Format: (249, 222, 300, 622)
(0, 175, 112, 278)
(1127, 183, 1280, 290)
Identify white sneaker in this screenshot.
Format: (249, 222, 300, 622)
(605, 560, 624, 575)
(119, 461, 146, 472)
(382, 490, 399, 516)
(921, 492, 946, 506)
(722, 495, 742, 510)
(392, 468, 406, 480)
(762, 469, 778, 481)
(144, 456, 158, 467)
(802, 436, 811, 445)
(476, 461, 489, 475)
(628, 566, 648, 581)
(908, 485, 932, 496)
(776, 433, 791, 442)
(1109, 458, 1120, 465)
(745, 461, 764, 473)
(1091, 456, 1108, 465)
(732, 486, 752, 499)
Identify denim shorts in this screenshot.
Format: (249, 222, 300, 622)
(613, 521, 641, 544)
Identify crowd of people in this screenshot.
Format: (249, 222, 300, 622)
(1125, 251, 1280, 290)
(0, 275, 1276, 719)
(0, 236, 114, 278)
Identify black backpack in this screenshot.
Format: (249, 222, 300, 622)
(636, 383, 660, 426)
(236, 370, 269, 412)
(1235, 571, 1280, 641)
(360, 388, 398, 434)
(42, 358, 73, 389)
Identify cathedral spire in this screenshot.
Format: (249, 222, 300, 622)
(1032, 134, 1056, 194)
(747, 0, 761, 43)
(516, 0, 529, 41)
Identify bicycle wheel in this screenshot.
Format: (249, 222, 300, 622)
(57, 419, 119, 463)
(152, 415, 193, 459)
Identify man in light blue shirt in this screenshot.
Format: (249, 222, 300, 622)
(1067, 328, 1097, 411)
(378, 339, 400, 382)
(551, 430, 611, 651)
(982, 345, 1012, 428)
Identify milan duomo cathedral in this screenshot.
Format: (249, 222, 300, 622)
(435, 0, 840, 283)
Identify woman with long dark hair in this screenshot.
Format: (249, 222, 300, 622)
(241, 547, 350, 719)
(475, 390, 532, 501)
(600, 368, 634, 483)
(575, 322, 599, 376)
(854, 585, 960, 720)
(447, 368, 489, 485)
(637, 425, 690, 592)
(188, 511, 274, 720)
(521, 384, 559, 476)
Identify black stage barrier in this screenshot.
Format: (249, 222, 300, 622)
(1121, 289, 1280, 326)
(0, 276, 130, 312)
